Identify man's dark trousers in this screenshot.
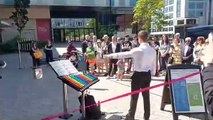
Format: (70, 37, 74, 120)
(126, 71, 151, 120)
(108, 59, 118, 76)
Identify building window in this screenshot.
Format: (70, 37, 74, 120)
(186, 19, 196, 24)
(169, 0, 174, 5)
(168, 20, 173, 26)
(188, 10, 195, 17)
(169, 13, 173, 19)
(176, 0, 181, 18)
(196, 11, 203, 17)
(165, 0, 168, 6)
(188, 10, 203, 17)
(164, 7, 168, 13)
(80, 0, 95, 6)
(169, 27, 173, 31)
(169, 6, 173, 12)
(177, 20, 184, 25)
(130, 0, 137, 6)
(119, 0, 125, 6)
(196, 2, 204, 9)
(188, 1, 205, 17)
(189, 2, 196, 9)
(163, 28, 168, 31)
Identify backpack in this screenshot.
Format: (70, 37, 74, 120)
(78, 94, 102, 119)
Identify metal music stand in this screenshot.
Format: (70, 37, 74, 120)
(49, 60, 99, 120)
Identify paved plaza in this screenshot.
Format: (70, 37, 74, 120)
(0, 43, 206, 120)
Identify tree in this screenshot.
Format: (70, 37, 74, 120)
(87, 19, 117, 39)
(133, 0, 168, 31)
(10, 0, 30, 68)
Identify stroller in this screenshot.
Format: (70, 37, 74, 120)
(62, 42, 82, 69)
(68, 50, 80, 68)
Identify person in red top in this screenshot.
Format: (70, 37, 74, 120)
(66, 41, 77, 59)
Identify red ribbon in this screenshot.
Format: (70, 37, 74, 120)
(42, 71, 201, 120)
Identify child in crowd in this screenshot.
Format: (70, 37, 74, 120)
(117, 58, 125, 80)
(86, 42, 96, 74)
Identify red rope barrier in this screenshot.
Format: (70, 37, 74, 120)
(42, 71, 200, 120)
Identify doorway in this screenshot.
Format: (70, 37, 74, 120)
(53, 28, 95, 42)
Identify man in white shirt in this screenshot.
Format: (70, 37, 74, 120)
(106, 31, 156, 120)
(201, 32, 213, 119)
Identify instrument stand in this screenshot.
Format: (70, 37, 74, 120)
(59, 83, 73, 119)
(79, 91, 86, 120)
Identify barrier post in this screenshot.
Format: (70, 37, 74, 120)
(59, 83, 73, 119)
(81, 91, 86, 119)
(160, 72, 171, 110)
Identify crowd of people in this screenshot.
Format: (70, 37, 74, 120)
(79, 32, 210, 79)
(81, 34, 140, 80)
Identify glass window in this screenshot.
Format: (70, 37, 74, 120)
(189, 0, 203, 1)
(186, 19, 196, 24)
(163, 28, 168, 31)
(177, 20, 184, 25)
(130, 0, 137, 7)
(169, 20, 173, 26)
(196, 2, 204, 9)
(169, 13, 173, 19)
(169, 0, 174, 5)
(189, 2, 195, 9)
(119, 0, 125, 6)
(165, 0, 168, 6)
(169, 6, 173, 12)
(164, 7, 168, 13)
(176, 0, 181, 17)
(196, 11, 203, 16)
(169, 27, 173, 31)
(188, 10, 195, 17)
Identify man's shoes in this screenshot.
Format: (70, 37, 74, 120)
(124, 114, 134, 120)
(103, 73, 108, 76)
(113, 75, 117, 79)
(107, 76, 110, 79)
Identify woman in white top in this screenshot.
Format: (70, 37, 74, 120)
(159, 34, 170, 72)
(96, 39, 104, 73)
(101, 35, 110, 76)
(193, 36, 205, 65)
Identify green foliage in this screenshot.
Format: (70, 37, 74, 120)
(87, 19, 117, 39)
(134, 0, 168, 31)
(10, 0, 30, 33)
(87, 19, 96, 28)
(98, 24, 117, 38)
(0, 36, 19, 54)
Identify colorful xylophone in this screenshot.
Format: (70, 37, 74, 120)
(60, 73, 99, 92)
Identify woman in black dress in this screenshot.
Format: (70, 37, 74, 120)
(44, 41, 53, 63)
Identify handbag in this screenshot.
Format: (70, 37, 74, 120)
(33, 51, 43, 59)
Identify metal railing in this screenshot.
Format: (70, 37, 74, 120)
(19, 39, 35, 52)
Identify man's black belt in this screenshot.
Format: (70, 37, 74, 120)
(134, 70, 151, 73)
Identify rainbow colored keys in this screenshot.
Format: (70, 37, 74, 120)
(61, 73, 99, 92)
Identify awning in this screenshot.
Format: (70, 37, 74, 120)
(0, 20, 11, 28)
